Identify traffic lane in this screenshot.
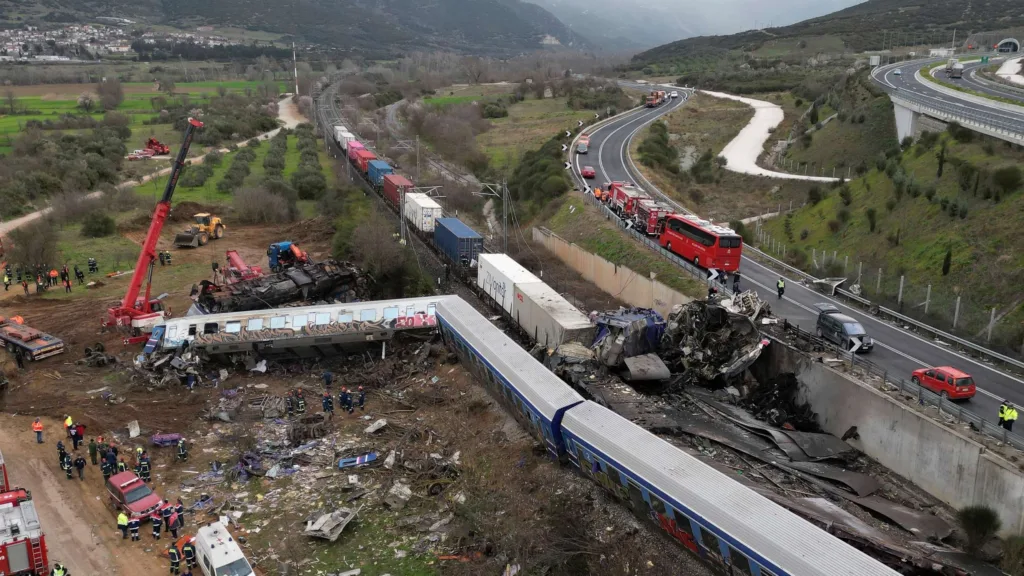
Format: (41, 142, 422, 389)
(593, 99, 684, 183)
(962, 62, 1024, 102)
(739, 252, 1024, 409)
(898, 62, 1024, 122)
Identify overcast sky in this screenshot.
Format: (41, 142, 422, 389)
(642, 0, 865, 35)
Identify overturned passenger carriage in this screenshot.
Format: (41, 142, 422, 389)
(193, 260, 369, 314)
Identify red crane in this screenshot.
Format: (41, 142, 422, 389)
(106, 118, 203, 342)
(224, 250, 263, 283)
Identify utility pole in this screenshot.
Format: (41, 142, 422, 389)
(293, 42, 299, 96)
(951, 29, 957, 53)
(474, 182, 510, 253)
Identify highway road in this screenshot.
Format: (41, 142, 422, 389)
(960, 59, 1024, 103)
(577, 85, 1024, 425)
(871, 59, 1024, 129)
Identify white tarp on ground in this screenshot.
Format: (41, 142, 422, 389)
(701, 90, 838, 183)
(996, 57, 1024, 86)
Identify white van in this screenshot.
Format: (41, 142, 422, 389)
(194, 522, 255, 576)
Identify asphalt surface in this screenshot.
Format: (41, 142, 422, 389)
(960, 60, 1024, 103)
(871, 59, 1024, 129)
(577, 85, 1024, 424)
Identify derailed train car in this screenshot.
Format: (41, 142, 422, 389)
(435, 296, 898, 576)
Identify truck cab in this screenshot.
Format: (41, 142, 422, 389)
(194, 522, 255, 576)
(106, 471, 164, 520)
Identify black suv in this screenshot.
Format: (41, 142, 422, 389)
(814, 303, 873, 353)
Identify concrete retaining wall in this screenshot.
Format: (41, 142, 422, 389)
(531, 227, 691, 318)
(753, 341, 1024, 536)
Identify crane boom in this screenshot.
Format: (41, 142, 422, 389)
(107, 118, 203, 332)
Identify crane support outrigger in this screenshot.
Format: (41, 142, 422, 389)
(106, 118, 203, 343)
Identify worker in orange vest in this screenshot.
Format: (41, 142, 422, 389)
(48, 269, 58, 287)
(32, 418, 43, 443)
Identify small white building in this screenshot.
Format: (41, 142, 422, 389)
(929, 48, 955, 58)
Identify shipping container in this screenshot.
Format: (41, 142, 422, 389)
(354, 149, 377, 174)
(434, 218, 483, 268)
(367, 160, 394, 188)
(403, 193, 444, 234)
(512, 282, 595, 348)
(477, 254, 541, 316)
(337, 131, 355, 151)
(332, 125, 348, 145)
(347, 141, 366, 162)
(382, 174, 414, 207)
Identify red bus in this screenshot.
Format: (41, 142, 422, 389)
(659, 214, 742, 272)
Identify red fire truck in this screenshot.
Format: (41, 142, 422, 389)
(608, 182, 650, 218)
(634, 199, 675, 236)
(0, 499, 49, 575)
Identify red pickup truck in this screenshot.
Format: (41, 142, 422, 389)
(106, 471, 164, 520)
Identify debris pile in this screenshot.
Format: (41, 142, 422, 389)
(77, 342, 118, 368)
(742, 373, 820, 432)
(660, 301, 768, 389)
(193, 259, 372, 314)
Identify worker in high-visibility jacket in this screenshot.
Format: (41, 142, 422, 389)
(1004, 403, 1019, 432)
(999, 401, 1008, 425)
(168, 544, 182, 575)
(117, 512, 129, 539)
(32, 418, 44, 443)
(777, 278, 785, 299)
(49, 562, 68, 576)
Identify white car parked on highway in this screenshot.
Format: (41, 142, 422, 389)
(670, 91, 679, 98)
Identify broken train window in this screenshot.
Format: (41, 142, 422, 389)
(728, 546, 753, 576)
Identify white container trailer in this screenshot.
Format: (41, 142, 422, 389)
(477, 254, 542, 315)
(333, 125, 348, 145)
(512, 282, 595, 348)
(338, 131, 355, 151)
(403, 193, 444, 234)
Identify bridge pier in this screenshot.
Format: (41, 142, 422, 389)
(893, 101, 920, 143)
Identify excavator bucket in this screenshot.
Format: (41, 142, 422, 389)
(174, 228, 207, 248)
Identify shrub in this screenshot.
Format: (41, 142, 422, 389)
(993, 166, 1022, 195)
(800, 229, 809, 240)
(292, 167, 328, 199)
(942, 247, 952, 276)
(865, 208, 877, 232)
(839, 185, 852, 206)
(1001, 536, 1024, 575)
(900, 136, 914, 148)
(959, 204, 968, 219)
(874, 153, 887, 172)
(247, 137, 262, 148)
(837, 207, 851, 223)
(204, 150, 224, 167)
(827, 219, 841, 233)
(957, 505, 1001, 555)
(807, 185, 822, 205)
(80, 212, 116, 238)
(233, 187, 294, 224)
(885, 198, 896, 212)
(924, 185, 937, 201)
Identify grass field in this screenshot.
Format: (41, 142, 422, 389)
(750, 35, 846, 58)
(762, 133, 1024, 345)
(3, 80, 288, 98)
(476, 96, 592, 172)
(541, 194, 704, 299)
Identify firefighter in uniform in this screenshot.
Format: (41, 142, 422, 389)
(339, 388, 351, 415)
(56, 441, 67, 465)
(358, 386, 366, 411)
(151, 510, 163, 540)
(162, 505, 173, 532)
(177, 438, 189, 462)
(322, 392, 334, 420)
(140, 452, 152, 482)
(168, 544, 182, 575)
(295, 389, 306, 414)
(285, 391, 294, 417)
(117, 457, 128, 472)
(50, 562, 68, 576)
(128, 516, 141, 541)
(61, 452, 73, 480)
(101, 459, 113, 482)
(181, 539, 197, 569)
(175, 498, 186, 527)
(117, 512, 129, 539)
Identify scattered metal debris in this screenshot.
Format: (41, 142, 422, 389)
(304, 507, 360, 541)
(661, 301, 768, 388)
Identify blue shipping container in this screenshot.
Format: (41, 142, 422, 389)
(434, 218, 483, 267)
(367, 160, 394, 188)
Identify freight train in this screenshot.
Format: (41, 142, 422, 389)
(329, 124, 594, 349)
(435, 296, 898, 576)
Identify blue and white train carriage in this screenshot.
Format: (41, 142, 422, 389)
(434, 296, 585, 459)
(435, 296, 898, 576)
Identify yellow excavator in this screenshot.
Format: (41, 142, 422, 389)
(174, 213, 225, 248)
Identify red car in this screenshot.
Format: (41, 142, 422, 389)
(581, 166, 596, 179)
(106, 471, 164, 520)
(911, 366, 976, 400)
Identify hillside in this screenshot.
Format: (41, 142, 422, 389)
(633, 0, 1024, 67)
(0, 0, 584, 57)
(761, 127, 1024, 352)
(524, 0, 699, 49)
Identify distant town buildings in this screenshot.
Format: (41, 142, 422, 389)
(0, 22, 248, 61)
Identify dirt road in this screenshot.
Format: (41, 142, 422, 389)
(0, 416, 165, 575)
